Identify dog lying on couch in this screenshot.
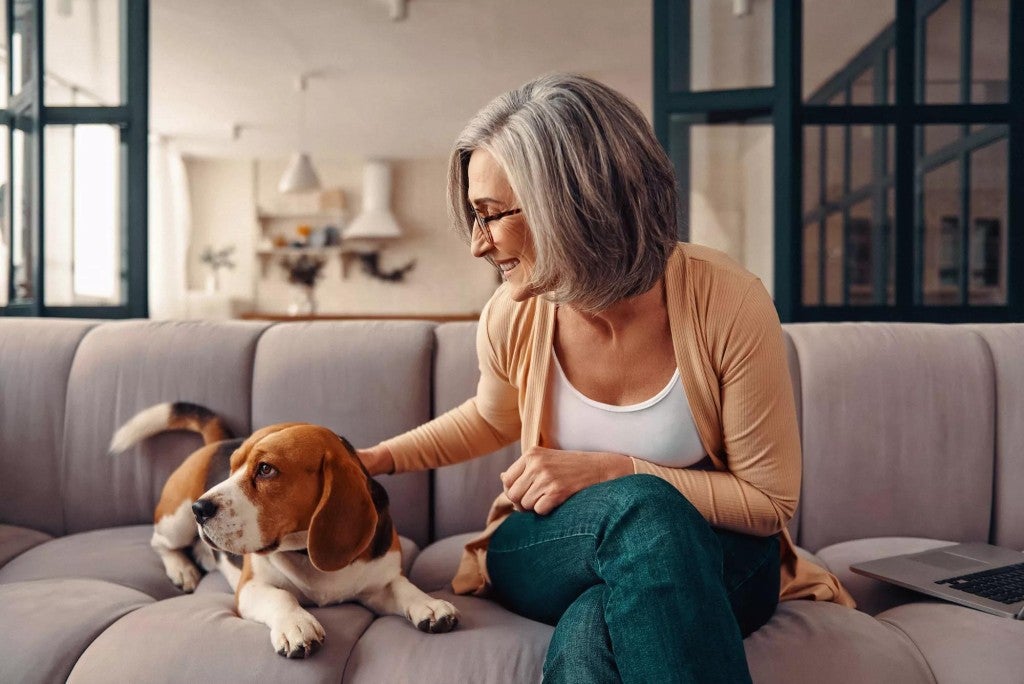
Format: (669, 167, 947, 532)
(109, 402, 459, 658)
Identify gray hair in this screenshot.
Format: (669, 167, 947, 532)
(447, 73, 679, 313)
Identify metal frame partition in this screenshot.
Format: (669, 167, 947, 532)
(654, 0, 1022, 323)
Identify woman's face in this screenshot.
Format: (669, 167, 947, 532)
(466, 149, 538, 302)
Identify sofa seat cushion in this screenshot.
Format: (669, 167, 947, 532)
(744, 599, 933, 683)
(877, 602, 1024, 683)
(815, 537, 958, 615)
(0, 524, 52, 568)
(0, 525, 183, 600)
(344, 591, 551, 683)
(67, 592, 375, 683)
(0, 578, 153, 684)
(409, 532, 478, 592)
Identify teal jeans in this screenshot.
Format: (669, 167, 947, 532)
(486, 474, 780, 684)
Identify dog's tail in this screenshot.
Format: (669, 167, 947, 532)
(109, 402, 233, 454)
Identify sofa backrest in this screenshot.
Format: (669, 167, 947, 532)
(0, 319, 98, 536)
(787, 323, 995, 551)
(967, 324, 1024, 551)
(0, 319, 1017, 555)
(61, 320, 270, 535)
(249, 321, 434, 547)
(431, 323, 520, 539)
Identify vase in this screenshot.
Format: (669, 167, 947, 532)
(287, 285, 318, 316)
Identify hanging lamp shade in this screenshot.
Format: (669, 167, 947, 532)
(278, 152, 322, 194)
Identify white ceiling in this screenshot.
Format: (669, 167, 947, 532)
(151, 0, 653, 160)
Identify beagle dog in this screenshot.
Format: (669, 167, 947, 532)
(110, 402, 459, 658)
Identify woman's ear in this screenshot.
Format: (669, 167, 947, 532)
(307, 445, 379, 572)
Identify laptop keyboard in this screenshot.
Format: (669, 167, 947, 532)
(935, 561, 1024, 604)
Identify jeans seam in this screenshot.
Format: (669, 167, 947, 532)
(488, 531, 598, 555)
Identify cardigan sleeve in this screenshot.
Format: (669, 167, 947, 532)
(631, 280, 801, 536)
(381, 292, 522, 474)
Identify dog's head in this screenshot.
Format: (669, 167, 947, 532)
(193, 423, 380, 571)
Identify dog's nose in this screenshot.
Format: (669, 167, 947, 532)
(192, 499, 219, 524)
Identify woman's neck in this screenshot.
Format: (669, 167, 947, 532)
(562, 279, 666, 340)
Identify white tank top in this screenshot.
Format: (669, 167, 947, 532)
(546, 351, 707, 468)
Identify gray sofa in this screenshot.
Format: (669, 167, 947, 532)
(1, 317, 1022, 683)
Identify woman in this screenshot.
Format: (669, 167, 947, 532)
(358, 74, 854, 683)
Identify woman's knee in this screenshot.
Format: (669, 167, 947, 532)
(598, 474, 704, 525)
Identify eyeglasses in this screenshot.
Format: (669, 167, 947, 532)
(472, 207, 522, 245)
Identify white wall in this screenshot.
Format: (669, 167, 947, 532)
(185, 156, 497, 316)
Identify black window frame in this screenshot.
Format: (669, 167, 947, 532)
(1, 0, 149, 318)
(654, 0, 1023, 323)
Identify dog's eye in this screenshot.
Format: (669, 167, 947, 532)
(255, 462, 278, 479)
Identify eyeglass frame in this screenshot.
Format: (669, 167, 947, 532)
(471, 206, 522, 245)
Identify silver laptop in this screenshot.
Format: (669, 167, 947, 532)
(849, 542, 1024, 619)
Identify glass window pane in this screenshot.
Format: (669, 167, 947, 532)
(44, 125, 123, 306)
(919, 159, 962, 305)
(803, 221, 821, 306)
(924, 124, 961, 157)
(12, 0, 36, 99)
(0, 125, 8, 306)
(804, 1, 895, 103)
(824, 212, 844, 305)
(45, 0, 122, 106)
(968, 134, 1008, 304)
(804, 127, 821, 217)
(11, 127, 32, 302)
(847, 198, 893, 306)
(850, 125, 875, 192)
(675, 121, 774, 287)
(971, 0, 1009, 103)
(688, 0, 772, 91)
(920, 0, 962, 104)
(825, 125, 845, 202)
(851, 66, 875, 105)
(1, 1, 7, 107)
(887, 47, 896, 104)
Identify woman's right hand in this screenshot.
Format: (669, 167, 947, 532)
(356, 444, 395, 477)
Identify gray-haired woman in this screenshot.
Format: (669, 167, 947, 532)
(359, 73, 853, 683)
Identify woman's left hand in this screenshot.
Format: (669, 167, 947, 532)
(501, 446, 634, 516)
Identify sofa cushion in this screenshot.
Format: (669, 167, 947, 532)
(344, 591, 551, 684)
(409, 532, 478, 592)
(968, 324, 1024, 550)
(0, 525, 183, 600)
(743, 600, 933, 683)
(0, 579, 152, 684)
(251, 321, 434, 547)
(787, 323, 994, 550)
(0, 319, 97, 535)
(815, 537, 957, 615)
(877, 601, 1024, 683)
(0, 524, 52, 568)
(67, 593, 374, 684)
(61, 320, 270, 534)
(432, 322, 520, 539)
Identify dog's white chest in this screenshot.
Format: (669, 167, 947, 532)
(261, 551, 401, 607)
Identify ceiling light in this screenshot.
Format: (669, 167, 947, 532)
(278, 74, 322, 194)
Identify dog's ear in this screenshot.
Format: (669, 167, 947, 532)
(307, 443, 379, 572)
(229, 422, 307, 472)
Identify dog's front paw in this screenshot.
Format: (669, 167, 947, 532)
(409, 598, 460, 634)
(164, 555, 202, 593)
(271, 610, 325, 658)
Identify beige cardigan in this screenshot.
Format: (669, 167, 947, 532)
(382, 243, 855, 607)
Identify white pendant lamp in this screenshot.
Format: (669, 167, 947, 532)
(278, 74, 322, 194)
(278, 152, 321, 194)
